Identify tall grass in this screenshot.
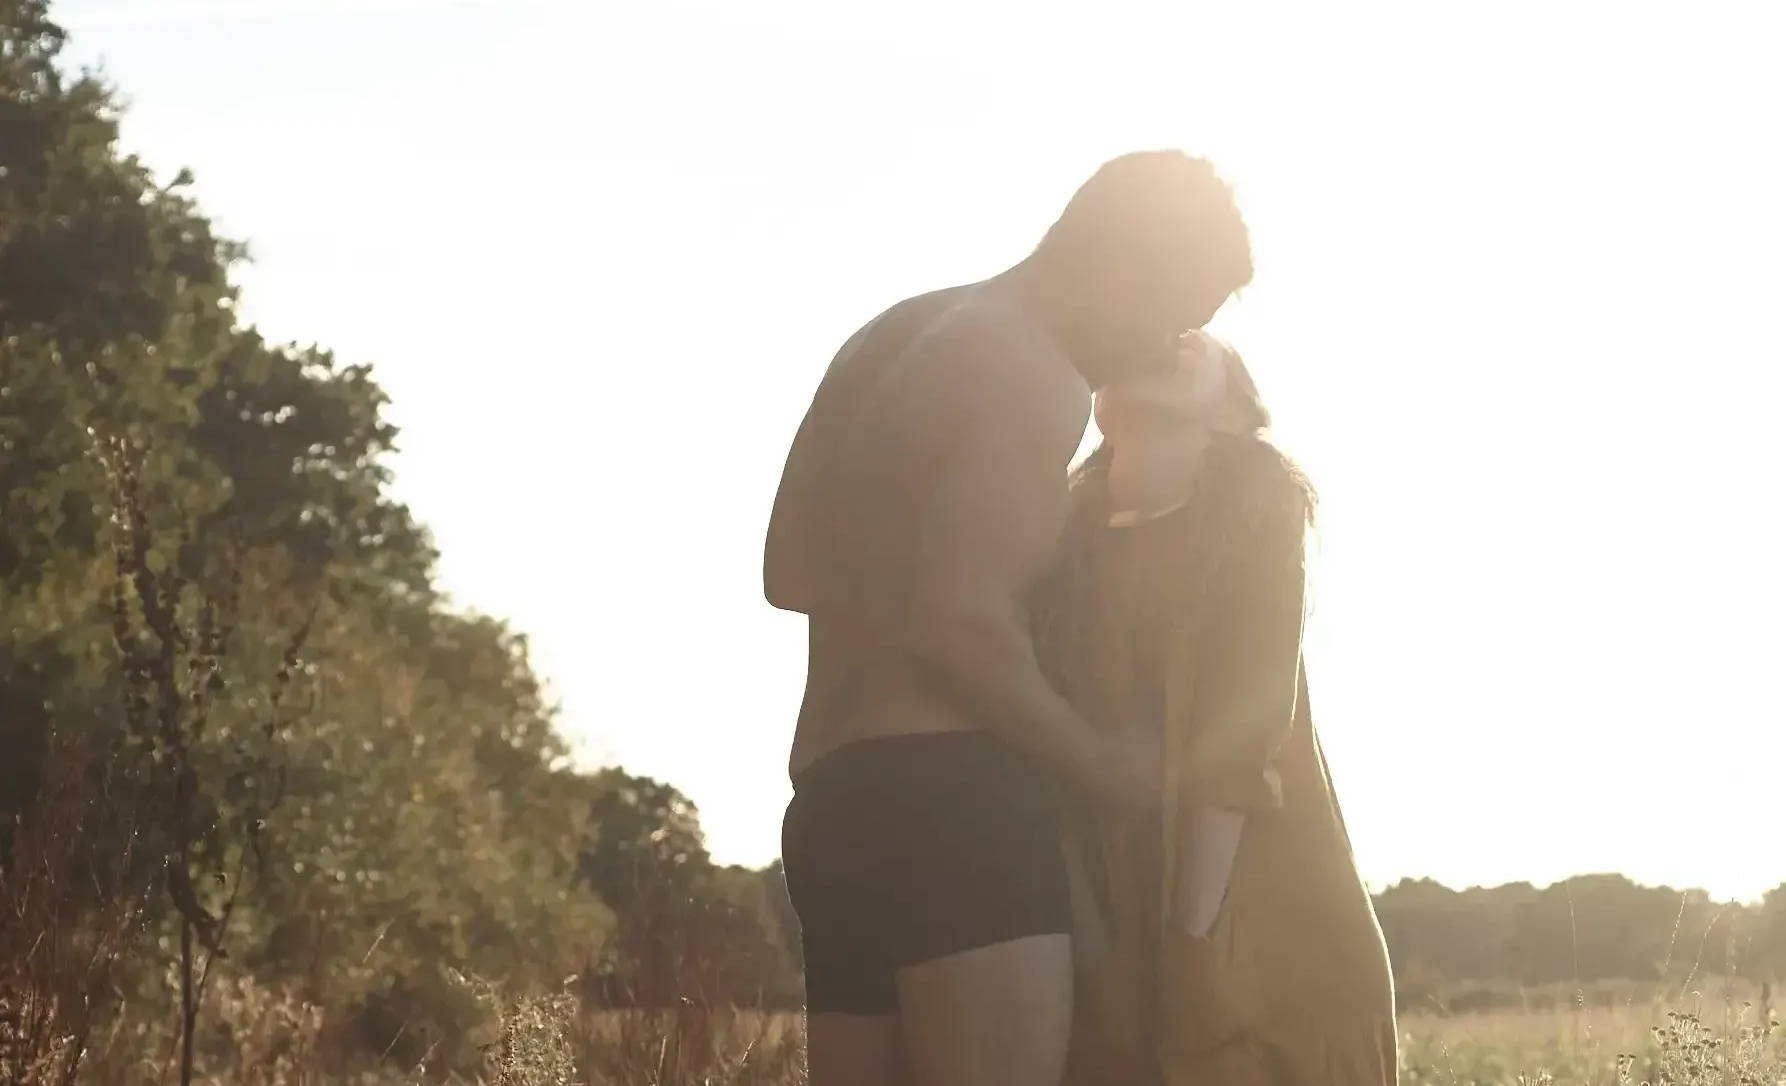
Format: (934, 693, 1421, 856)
(485, 997, 805, 1086)
(1403, 985, 1782, 1086)
(0, 735, 156, 1085)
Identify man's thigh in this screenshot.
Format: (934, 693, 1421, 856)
(897, 933, 1073, 1086)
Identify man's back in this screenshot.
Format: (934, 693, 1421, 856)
(765, 282, 1089, 774)
(786, 285, 968, 626)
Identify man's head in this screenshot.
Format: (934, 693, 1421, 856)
(1030, 151, 1253, 387)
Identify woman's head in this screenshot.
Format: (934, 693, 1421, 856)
(1054, 335, 1313, 714)
(1093, 332, 1269, 449)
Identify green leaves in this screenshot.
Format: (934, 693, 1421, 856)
(1, 5, 801, 1077)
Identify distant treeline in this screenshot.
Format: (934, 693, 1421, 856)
(1375, 875, 1786, 1011)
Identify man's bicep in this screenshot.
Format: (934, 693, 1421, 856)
(764, 310, 900, 613)
(764, 413, 822, 612)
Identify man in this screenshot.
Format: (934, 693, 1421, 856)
(766, 151, 1254, 1086)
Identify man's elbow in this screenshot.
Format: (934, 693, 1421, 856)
(766, 591, 811, 616)
(763, 534, 812, 612)
(764, 571, 812, 615)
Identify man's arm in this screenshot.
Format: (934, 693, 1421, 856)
(764, 310, 899, 615)
(1171, 481, 1310, 934)
(1174, 487, 1308, 810)
(903, 333, 1154, 809)
(764, 409, 820, 614)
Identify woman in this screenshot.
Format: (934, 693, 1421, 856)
(1041, 333, 1397, 1085)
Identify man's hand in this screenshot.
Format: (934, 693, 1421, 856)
(902, 308, 1118, 795)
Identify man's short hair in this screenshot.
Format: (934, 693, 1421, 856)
(1036, 151, 1254, 295)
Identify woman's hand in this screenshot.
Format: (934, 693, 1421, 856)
(1175, 806, 1245, 938)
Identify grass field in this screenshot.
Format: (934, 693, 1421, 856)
(1399, 987, 1782, 1086)
(476, 984, 1783, 1085)
(16, 981, 1781, 1083)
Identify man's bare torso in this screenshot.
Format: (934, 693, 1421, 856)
(766, 282, 1091, 776)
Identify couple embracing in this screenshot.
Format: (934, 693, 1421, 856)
(765, 152, 1397, 1086)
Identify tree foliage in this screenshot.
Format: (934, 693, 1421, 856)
(1375, 874, 1786, 1012)
(0, 3, 799, 1077)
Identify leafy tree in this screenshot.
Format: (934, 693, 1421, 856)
(3, 4, 809, 1077)
(578, 773, 800, 1008)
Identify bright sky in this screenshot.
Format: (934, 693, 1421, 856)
(58, 0, 1785, 901)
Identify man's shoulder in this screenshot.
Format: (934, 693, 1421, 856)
(895, 285, 1083, 410)
(913, 284, 1055, 356)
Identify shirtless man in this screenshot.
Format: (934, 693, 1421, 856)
(766, 151, 1255, 1086)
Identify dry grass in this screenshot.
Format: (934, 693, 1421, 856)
(1402, 985, 1783, 1086)
(9, 951, 1783, 1084)
(575, 1007, 805, 1086)
(485, 1000, 805, 1086)
(486, 988, 1782, 1086)
(0, 735, 156, 1086)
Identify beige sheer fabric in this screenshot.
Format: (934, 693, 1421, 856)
(1053, 474, 1396, 1086)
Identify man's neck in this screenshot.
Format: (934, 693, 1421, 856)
(990, 260, 1089, 380)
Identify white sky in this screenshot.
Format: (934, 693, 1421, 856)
(58, 0, 1785, 901)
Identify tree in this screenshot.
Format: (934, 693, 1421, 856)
(4, 4, 805, 1077)
(2, 3, 605, 1075)
(578, 773, 800, 1008)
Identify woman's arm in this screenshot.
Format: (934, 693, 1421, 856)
(1170, 478, 1310, 933)
(1174, 484, 1309, 812)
